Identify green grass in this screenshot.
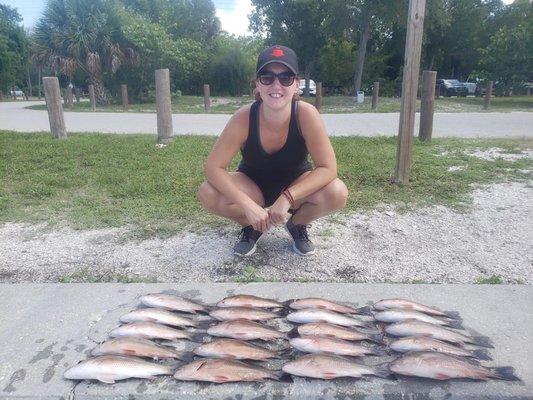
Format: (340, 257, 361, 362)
(26, 95, 533, 114)
(1, 131, 531, 237)
(476, 275, 504, 284)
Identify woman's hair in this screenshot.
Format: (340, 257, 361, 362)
(252, 77, 300, 102)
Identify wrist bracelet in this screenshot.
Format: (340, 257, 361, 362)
(282, 188, 295, 207)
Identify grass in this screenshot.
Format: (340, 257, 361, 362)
(234, 265, 268, 283)
(476, 275, 504, 284)
(59, 267, 158, 283)
(26, 95, 533, 114)
(1, 131, 531, 237)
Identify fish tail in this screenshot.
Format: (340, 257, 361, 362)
(447, 319, 464, 329)
(372, 363, 392, 379)
(443, 310, 462, 320)
(367, 333, 386, 344)
(197, 306, 214, 315)
(276, 307, 290, 317)
(353, 306, 373, 316)
(470, 336, 494, 348)
(472, 349, 492, 361)
(275, 348, 293, 359)
(276, 372, 294, 383)
(190, 333, 206, 343)
(282, 299, 295, 308)
(286, 327, 299, 339)
(490, 366, 520, 381)
(370, 346, 388, 356)
(195, 320, 213, 331)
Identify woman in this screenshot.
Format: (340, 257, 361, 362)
(197, 45, 348, 256)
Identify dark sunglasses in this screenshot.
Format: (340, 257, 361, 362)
(257, 71, 296, 87)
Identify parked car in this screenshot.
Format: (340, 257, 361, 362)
(436, 79, 468, 97)
(462, 80, 477, 95)
(298, 79, 316, 96)
(9, 87, 24, 99)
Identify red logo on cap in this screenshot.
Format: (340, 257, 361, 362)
(272, 48, 284, 57)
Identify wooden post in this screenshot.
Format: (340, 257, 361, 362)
(372, 81, 380, 110)
(75, 87, 80, 103)
(315, 82, 323, 111)
(203, 84, 211, 112)
(394, 0, 426, 184)
(38, 66, 42, 100)
(155, 68, 173, 143)
(88, 84, 96, 111)
(527, 87, 531, 96)
(12, 86, 16, 100)
(66, 86, 74, 109)
(121, 84, 129, 111)
(419, 70, 437, 141)
(42, 77, 67, 139)
(483, 81, 493, 110)
(0, 91, 3, 101)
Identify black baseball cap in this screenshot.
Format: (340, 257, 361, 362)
(256, 45, 298, 75)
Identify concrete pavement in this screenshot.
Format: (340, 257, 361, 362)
(1, 100, 532, 137)
(0, 283, 531, 399)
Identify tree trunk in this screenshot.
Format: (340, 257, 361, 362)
(89, 75, 109, 106)
(304, 60, 314, 97)
(354, 16, 371, 94)
(27, 65, 33, 98)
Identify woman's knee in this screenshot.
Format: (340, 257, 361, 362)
(197, 181, 219, 211)
(325, 178, 349, 210)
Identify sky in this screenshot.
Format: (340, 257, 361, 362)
(3, 0, 254, 36)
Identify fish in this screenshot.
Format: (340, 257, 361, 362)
(217, 294, 284, 309)
(120, 308, 197, 327)
(91, 337, 183, 360)
(389, 337, 492, 361)
(64, 355, 175, 383)
(282, 354, 390, 380)
(193, 338, 286, 360)
(389, 351, 519, 381)
(385, 320, 494, 348)
(288, 323, 383, 343)
(209, 307, 280, 321)
(139, 293, 208, 314)
(373, 298, 459, 319)
(289, 336, 385, 357)
(287, 309, 373, 328)
(374, 310, 463, 329)
(109, 322, 195, 341)
(207, 319, 286, 341)
(173, 359, 281, 383)
(288, 298, 370, 314)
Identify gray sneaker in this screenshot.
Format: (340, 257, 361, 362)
(234, 225, 263, 256)
(285, 218, 315, 256)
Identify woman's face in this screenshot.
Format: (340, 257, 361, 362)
(256, 62, 298, 110)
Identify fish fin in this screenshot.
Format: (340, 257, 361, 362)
(372, 363, 392, 379)
(367, 333, 386, 345)
(190, 333, 205, 343)
(214, 375, 230, 383)
(322, 372, 338, 380)
(96, 374, 116, 384)
(276, 307, 290, 317)
(443, 310, 462, 320)
(353, 306, 373, 316)
(446, 319, 464, 330)
(471, 336, 494, 349)
(195, 360, 208, 371)
(282, 299, 295, 308)
(123, 349, 138, 356)
(435, 373, 451, 380)
(490, 366, 520, 381)
(287, 327, 299, 339)
(277, 372, 293, 383)
(472, 349, 492, 361)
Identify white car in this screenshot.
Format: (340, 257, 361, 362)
(9, 88, 24, 98)
(298, 79, 316, 96)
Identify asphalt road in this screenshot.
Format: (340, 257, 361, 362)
(1, 100, 532, 137)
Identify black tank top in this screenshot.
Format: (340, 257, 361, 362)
(238, 100, 312, 177)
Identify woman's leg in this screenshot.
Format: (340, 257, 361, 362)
(289, 173, 349, 225)
(197, 172, 265, 227)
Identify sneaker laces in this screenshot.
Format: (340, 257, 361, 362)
(295, 224, 312, 242)
(238, 226, 253, 242)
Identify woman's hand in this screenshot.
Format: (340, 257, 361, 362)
(243, 201, 271, 232)
(268, 195, 292, 226)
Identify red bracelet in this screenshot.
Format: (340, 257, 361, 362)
(282, 188, 295, 207)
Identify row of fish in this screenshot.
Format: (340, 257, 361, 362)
(64, 294, 519, 384)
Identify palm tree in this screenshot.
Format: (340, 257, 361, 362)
(33, 0, 138, 105)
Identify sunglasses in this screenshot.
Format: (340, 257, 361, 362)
(257, 71, 296, 87)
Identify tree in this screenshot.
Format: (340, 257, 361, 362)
(33, 0, 138, 105)
(250, 0, 327, 96)
(0, 4, 28, 93)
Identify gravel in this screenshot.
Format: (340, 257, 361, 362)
(1, 181, 532, 284)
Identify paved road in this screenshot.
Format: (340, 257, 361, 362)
(1, 101, 532, 137)
(0, 283, 531, 399)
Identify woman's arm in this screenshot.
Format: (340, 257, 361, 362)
(204, 105, 271, 231)
(288, 101, 338, 201)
